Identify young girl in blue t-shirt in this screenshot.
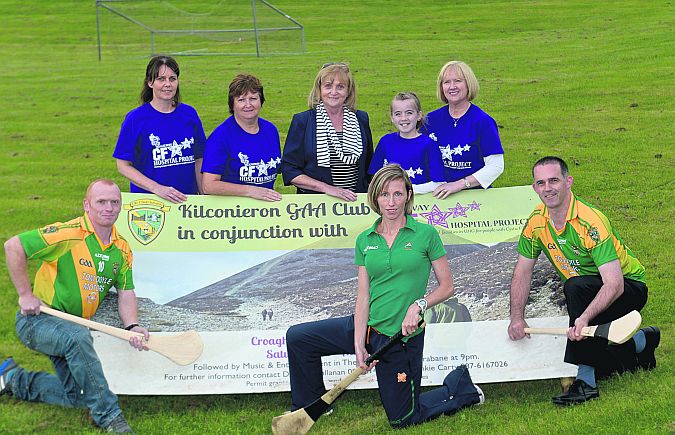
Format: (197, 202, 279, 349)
(368, 92, 445, 194)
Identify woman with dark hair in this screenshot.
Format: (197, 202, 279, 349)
(201, 74, 281, 201)
(280, 63, 373, 201)
(285, 164, 483, 428)
(113, 55, 206, 203)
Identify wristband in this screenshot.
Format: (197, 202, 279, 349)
(463, 178, 471, 189)
(124, 323, 140, 331)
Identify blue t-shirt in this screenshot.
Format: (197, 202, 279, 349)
(202, 116, 281, 189)
(368, 133, 446, 184)
(113, 103, 206, 194)
(424, 104, 503, 182)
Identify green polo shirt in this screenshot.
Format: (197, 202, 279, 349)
(355, 215, 446, 338)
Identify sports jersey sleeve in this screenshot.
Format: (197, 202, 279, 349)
(590, 238, 619, 267)
(202, 123, 229, 175)
(18, 225, 78, 262)
(115, 249, 135, 290)
(427, 226, 446, 261)
(113, 111, 138, 161)
(517, 218, 543, 259)
(354, 232, 367, 266)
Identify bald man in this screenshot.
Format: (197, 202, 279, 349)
(1, 179, 148, 433)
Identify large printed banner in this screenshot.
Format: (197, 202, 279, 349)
(93, 186, 575, 395)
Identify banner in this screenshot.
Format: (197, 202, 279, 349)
(93, 186, 575, 395)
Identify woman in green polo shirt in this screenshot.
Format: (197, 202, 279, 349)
(285, 164, 483, 428)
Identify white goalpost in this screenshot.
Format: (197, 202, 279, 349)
(95, 0, 305, 59)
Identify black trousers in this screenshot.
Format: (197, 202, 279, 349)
(563, 275, 648, 378)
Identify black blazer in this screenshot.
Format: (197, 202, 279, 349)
(280, 109, 374, 193)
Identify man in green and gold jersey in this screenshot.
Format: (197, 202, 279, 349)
(507, 156, 660, 406)
(1, 179, 149, 433)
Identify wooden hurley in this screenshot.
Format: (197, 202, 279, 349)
(271, 320, 425, 435)
(524, 310, 641, 345)
(40, 305, 203, 365)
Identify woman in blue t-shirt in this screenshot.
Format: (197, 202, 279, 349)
(113, 56, 206, 203)
(202, 74, 282, 202)
(425, 61, 504, 199)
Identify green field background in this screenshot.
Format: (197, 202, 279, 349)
(0, 1, 672, 433)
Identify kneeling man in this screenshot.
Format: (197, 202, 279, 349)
(1, 179, 149, 432)
(508, 157, 659, 405)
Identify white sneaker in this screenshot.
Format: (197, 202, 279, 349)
(474, 384, 485, 405)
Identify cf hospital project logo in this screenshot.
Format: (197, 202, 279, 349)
(413, 201, 483, 228)
(124, 199, 170, 245)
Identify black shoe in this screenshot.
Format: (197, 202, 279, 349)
(0, 357, 18, 396)
(105, 414, 134, 433)
(636, 326, 660, 370)
(551, 379, 599, 406)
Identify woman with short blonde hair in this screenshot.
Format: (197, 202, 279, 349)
(281, 62, 373, 200)
(425, 60, 504, 199)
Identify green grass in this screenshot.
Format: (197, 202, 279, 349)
(0, 0, 673, 433)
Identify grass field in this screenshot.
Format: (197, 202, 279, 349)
(0, 0, 673, 433)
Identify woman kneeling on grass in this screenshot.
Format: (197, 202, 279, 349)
(285, 164, 483, 428)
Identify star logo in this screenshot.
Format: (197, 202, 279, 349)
(453, 145, 465, 156)
(463, 144, 471, 152)
(168, 141, 184, 157)
(397, 372, 407, 383)
(420, 204, 452, 228)
(268, 158, 279, 168)
(406, 167, 416, 179)
(257, 160, 269, 176)
(440, 145, 454, 161)
(449, 202, 469, 218)
(429, 133, 437, 142)
(415, 167, 423, 175)
(468, 200, 481, 211)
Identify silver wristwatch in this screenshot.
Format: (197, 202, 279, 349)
(414, 298, 428, 315)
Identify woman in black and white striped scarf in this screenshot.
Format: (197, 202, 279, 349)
(280, 63, 374, 201)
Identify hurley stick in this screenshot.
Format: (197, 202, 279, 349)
(524, 310, 641, 345)
(271, 320, 426, 435)
(41, 305, 203, 365)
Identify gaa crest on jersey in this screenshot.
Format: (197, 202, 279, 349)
(588, 227, 600, 244)
(124, 199, 171, 245)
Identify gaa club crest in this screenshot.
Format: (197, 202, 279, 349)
(124, 199, 170, 245)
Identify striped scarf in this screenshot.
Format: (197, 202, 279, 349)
(315, 102, 363, 168)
